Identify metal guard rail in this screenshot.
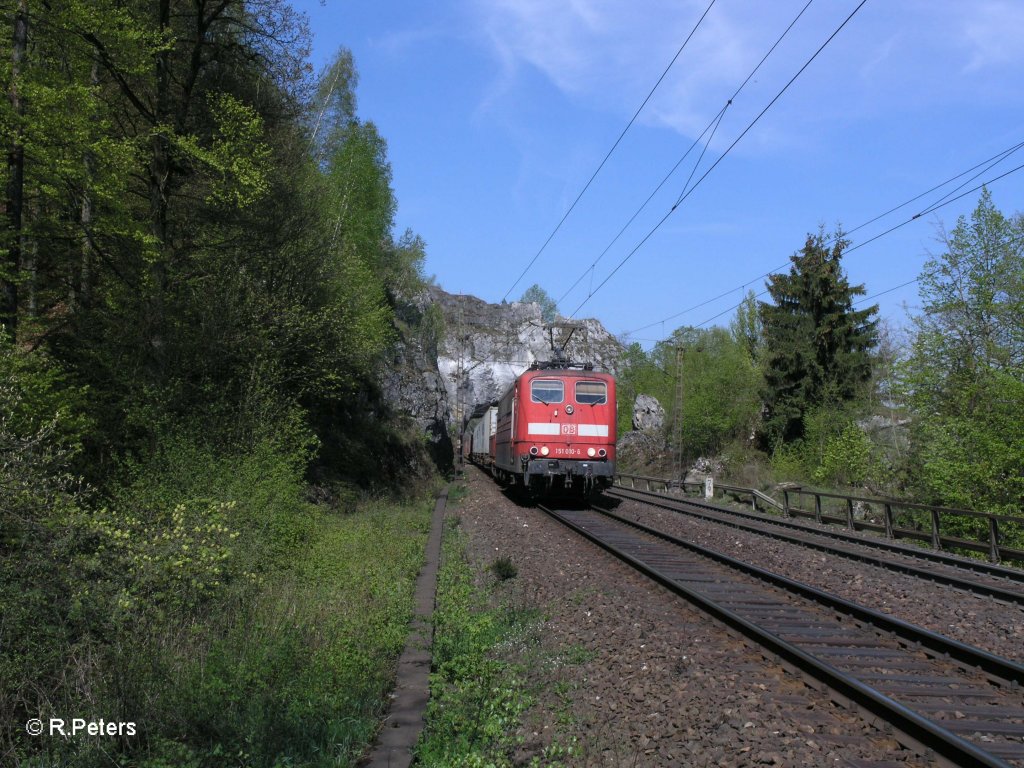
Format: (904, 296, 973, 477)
(614, 473, 1024, 565)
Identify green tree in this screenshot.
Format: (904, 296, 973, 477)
(615, 341, 671, 434)
(759, 231, 878, 446)
(659, 326, 761, 460)
(902, 189, 1024, 512)
(520, 283, 558, 322)
(730, 289, 763, 364)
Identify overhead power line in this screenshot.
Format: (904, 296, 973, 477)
(680, 163, 1024, 334)
(501, 0, 721, 302)
(556, 0, 816, 308)
(622, 138, 1024, 336)
(570, 0, 870, 319)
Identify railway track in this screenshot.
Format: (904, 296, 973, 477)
(606, 486, 1024, 607)
(539, 501, 1024, 767)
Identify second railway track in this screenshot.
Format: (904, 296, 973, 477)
(606, 485, 1024, 607)
(539, 501, 1024, 767)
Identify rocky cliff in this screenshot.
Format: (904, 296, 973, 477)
(427, 285, 624, 424)
(382, 285, 624, 470)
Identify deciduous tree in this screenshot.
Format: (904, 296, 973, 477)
(903, 189, 1024, 512)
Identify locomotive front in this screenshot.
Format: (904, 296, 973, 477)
(493, 365, 616, 495)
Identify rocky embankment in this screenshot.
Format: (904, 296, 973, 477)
(383, 286, 624, 469)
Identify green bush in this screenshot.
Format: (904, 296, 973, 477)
(4, 392, 434, 768)
(813, 423, 880, 487)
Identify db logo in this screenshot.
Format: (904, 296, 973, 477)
(561, 424, 577, 435)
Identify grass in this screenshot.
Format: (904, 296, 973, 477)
(416, 519, 582, 768)
(489, 556, 518, 581)
(5, 474, 434, 768)
(141, 497, 435, 767)
(416, 522, 537, 767)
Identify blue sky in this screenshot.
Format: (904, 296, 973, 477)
(292, 0, 1024, 347)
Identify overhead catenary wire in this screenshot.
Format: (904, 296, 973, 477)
(555, 102, 730, 306)
(677, 164, 1024, 334)
(850, 230, 1024, 307)
(556, 0, 817, 307)
(622, 139, 1024, 336)
(501, 0, 721, 303)
(570, 0, 870, 320)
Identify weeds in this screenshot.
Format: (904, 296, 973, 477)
(417, 526, 580, 767)
(490, 556, 518, 581)
(416, 528, 534, 767)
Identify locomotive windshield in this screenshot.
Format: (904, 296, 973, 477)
(531, 379, 564, 404)
(575, 380, 607, 405)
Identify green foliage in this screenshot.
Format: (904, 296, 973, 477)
(615, 341, 670, 435)
(4, 424, 433, 767)
(82, 499, 241, 615)
(759, 230, 878, 446)
(490, 556, 518, 581)
(901, 190, 1024, 514)
(730, 289, 763, 363)
(0, 339, 92, 459)
(619, 327, 761, 462)
(812, 422, 880, 487)
(145, 498, 431, 768)
(908, 370, 1024, 513)
(417, 528, 538, 767)
(3, 7, 447, 768)
(176, 92, 274, 208)
(520, 283, 558, 323)
(666, 327, 762, 459)
(1, 345, 90, 763)
(766, 405, 881, 489)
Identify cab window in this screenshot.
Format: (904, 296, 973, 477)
(531, 379, 564, 404)
(575, 380, 607, 405)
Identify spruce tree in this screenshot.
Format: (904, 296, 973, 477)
(759, 231, 878, 446)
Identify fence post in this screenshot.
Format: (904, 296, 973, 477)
(988, 516, 1001, 564)
(846, 498, 855, 531)
(930, 509, 942, 551)
(814, 494, 823, 525)
(645, 478, 651, 491)
(782, 490, 790, 518)
(883, 503, 894, 539)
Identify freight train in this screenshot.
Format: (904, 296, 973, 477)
(462, 361, 616, 496)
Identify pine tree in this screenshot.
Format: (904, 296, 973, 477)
(759, 231, 878, 446)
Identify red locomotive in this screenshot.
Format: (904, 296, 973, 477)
(464, 361, 616, 496)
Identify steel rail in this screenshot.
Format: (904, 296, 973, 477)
(587, 502, 1024, 684)
(539, 502, 1024, 768)
(609, 485, 1024, 589)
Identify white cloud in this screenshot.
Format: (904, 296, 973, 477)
(468, 0, 1024, 142)
(468, 1, 839, 135)
(960, 1, 1024, 71)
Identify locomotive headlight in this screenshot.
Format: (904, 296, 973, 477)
(587, 447, 596, 457)
(540, 446, 549, 456)
(598, 448, 607, 458)
(529, 446, 539, 456)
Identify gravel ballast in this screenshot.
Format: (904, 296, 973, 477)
(608, 494, 1024, 664)
(452, 466, 930, 767)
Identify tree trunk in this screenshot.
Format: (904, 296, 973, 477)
(147, 0, 171, 377)
(76, 55, 101, 309)
(2, 0, 27, 341)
